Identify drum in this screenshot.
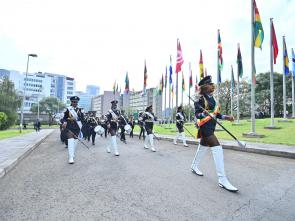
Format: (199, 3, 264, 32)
(94, 125, 105, 135)
(124, 124, 132, 134)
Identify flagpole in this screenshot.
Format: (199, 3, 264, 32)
(176, 72, 178, 108)
(181, 71, 183, 105)
(188, 62, 191, 122)
(231, 65, 234, 117)
(283, 36, 287, 119)
(164, 69, 167, 120)
(269, 18, 277, 127)
(217, 30, 220, 104)
(236, 49, 240, 124)
(251, 0, 256, 134)
(292, 48, 295, 118)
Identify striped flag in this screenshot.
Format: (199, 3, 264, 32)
(169, 56, 173, 84)
(199, 50, 204, 79)
(113, 81, 116, 94)
(254, 0, 264, 49)
(176, 39, 184, 73)
(125, 72, 129, 94)
(217, 29, 223, 83)
(271, 21, 279, 64)
(195, 72, 199, 92)
(292, 48, 295, 77)
(231, 65, 235, 93)
(182, 72, 185, 92)
(237, 44, 243, 78)
(283, 37, 289, 76)
(143, 60, 148, 93)
(165, 66, 167, 88)
(189, 62, 193, 88)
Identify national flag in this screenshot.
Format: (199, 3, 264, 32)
(182, 72, 185, 92)
(169, 56, 173, 84)
(171, 84, 175, 98)
(199, 50, 204, 79)
(237, 43, 243, 78)
(189, 62, 193, 88)
(125, 72, 129, 94)
(218, 29, 223, 71)
(165, 66, 167, 88)
(292, 48, 295, 77)
(231, 65, 235, 93)
(116, 83, 119, 93)
(113, 81, 116, 94)
(271, 21, 278, 64)
(195, 73, 198, 92)
(175, 39, 184, 73)
(161, 74, 164, 91)
(253, 0, 264, 49)
(283, 37, 289, 76)
(143, 60, 148, 93)
(205, 68, 207, 77)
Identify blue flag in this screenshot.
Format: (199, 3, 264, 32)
(169, 56, 173, 84)
(292, 48, 295, 77)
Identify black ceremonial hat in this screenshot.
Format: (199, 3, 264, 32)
(70, 96, 80, 101)
(111, 100, 118, 104)
(198, 75, 213, 87)
(145, 105, 152, 111)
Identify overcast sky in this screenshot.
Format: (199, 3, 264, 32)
(0, 0, 294, 101)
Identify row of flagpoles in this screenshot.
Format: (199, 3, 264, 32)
(113, 0, 295, 134)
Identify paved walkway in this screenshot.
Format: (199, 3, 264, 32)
(0, 129, 54, 178)
(0, 129, 294, 179)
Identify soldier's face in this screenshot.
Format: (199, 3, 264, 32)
(71, 100, 78, 107)
(112, 103, 117, 109)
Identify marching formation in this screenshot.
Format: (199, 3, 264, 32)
(60, 75, 238, 192)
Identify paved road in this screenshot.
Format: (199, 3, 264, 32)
(0, 130, 295, 221)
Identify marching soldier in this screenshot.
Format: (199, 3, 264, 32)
(138, 112, 145, 140)
(128, 115, 135, 138)
(88, 113, 98, 145)
(62, 96, 85, 164)
(142, 105, 157, 152)
(173, 105, 188, 147)
(105, 100, 120, 156)
(119, 110, 127, 144)
(191, 76, 238, 192)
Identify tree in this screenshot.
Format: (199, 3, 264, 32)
(256, 72, 293, 117)
(31, 97, 66, 120)
(0, 77, 22, 129)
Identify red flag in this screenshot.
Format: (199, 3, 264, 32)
(199, 50, 204, 79)
(175, 39, 184, 73)
(271, 21, 278, 64)
(143, 60, 147, 93)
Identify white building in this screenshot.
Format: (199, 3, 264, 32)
(91, 91, 120, 116)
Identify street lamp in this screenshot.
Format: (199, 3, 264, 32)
(20, 53, 38, 133)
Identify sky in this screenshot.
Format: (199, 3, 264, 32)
(0, 0, 294, 104)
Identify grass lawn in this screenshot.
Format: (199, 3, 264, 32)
(0, 129, 34, 140)
(134, 118, 295, 146)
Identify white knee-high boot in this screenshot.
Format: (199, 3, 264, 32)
(173, 133, 180, 145)
(149, 134, 156, 152)
(211, 146, 238, 192)
(181, 132, 188, 147)
(68, 138, 75, 164)
(111, 135, 119, 156)
(144, 135, 149, 149)
(191, 144, 208, 176)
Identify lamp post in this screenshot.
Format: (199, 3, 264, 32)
(20, 53, 38, 133)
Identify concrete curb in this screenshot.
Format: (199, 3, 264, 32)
(0, 129, 55, 179)
(134, 133, 295, 159)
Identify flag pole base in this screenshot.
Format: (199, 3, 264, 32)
(242, 132, 265, 138)
(264, 126, 281, 130)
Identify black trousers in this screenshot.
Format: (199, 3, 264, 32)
(120, 126, 126, 141)
(139, 126, 145, 139)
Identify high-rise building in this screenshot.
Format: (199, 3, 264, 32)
(91, 91, 120, 116)
(86, 85, 100, 96)
(76, 91, 92, 112)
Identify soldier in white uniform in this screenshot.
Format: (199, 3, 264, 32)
(173, 105, 188, 147)
(142, 105, 157, 152)
(62, 96, 85, 164)
(105, 100, 120, 156)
